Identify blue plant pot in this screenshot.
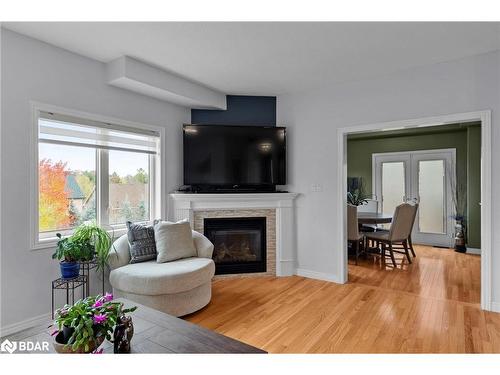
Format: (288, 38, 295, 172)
(60, 262, 79, 279)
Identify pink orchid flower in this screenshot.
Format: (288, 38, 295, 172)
(93, 314, 107, 324)
(92, 300, 103, 308)
(103, 292, 113, 302)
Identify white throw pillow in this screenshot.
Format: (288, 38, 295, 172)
(154, 219, 197, 263)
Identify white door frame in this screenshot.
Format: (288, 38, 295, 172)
(336, 110, 492, 311)
(372, 149, 456, 248)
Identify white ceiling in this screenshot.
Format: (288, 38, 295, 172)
(4, 22, 500, 95)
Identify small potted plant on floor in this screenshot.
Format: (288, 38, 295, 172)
(52, 293, 137, 354)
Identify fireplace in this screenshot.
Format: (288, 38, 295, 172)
(204, 217, 267, 275)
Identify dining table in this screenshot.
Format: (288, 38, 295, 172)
(357, 212, 393, 256)
(357, 212, 393, 225)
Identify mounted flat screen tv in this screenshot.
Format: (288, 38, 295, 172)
(183, 124, 286, 192)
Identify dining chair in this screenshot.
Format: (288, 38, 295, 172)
(364, 203, 415, 267)
(375, 202, 419, 258)
(407, 203, 419, 257)
(347, 204, 365, 265)
(358, 199, 380, 233)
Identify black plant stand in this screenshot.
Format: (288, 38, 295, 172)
(51, 275, 87, 319)
(79, 259, 105, 297)
(51, 259, 106, 319)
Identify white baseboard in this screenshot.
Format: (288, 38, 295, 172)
(490, 302, 500, 313)
(295, 268, 341, 283)
(466, 247, 481, 255)
(278, 259, 296, 276)
(0, 312, 51, 338)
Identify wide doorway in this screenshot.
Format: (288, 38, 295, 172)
(339, 111, 491, 310)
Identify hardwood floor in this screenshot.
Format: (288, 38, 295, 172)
(186, 245, 500, 353)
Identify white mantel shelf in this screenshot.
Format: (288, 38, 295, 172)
(170, 192, 298, 207)
(169, 192, 299, 276)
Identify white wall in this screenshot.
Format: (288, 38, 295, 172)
(278, 50, 500, 302)
(0, 29, 190, 330)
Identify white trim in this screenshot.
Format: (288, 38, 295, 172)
(170, 193, 298, 208)
(29, 101, 166, 250)
(0, 312, 51, 338)
(337, 110, 492, 311)
(371, 148, 458, 158)
(97, 149, 109, 226)
(296, 268, 341, 283)
(466, 247, 481, 255)
(491, 302, 500, 313)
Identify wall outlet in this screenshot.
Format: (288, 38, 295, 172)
(311, 184, 323, 192)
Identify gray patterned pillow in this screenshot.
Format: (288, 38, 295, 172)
(126, 221, 157, 263)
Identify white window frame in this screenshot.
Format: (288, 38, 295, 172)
(30, 102, 166, 250)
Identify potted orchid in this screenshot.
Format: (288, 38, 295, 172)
(52, 293, 137, 353)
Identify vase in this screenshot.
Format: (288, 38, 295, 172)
(454, 222, 466, 253)
(60, 261, 80, 279)
(53, 331, 104, 353)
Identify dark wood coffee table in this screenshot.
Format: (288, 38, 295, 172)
(1, 298, 266, 354)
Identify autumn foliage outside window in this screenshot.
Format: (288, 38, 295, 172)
(39, 159, 71, 231)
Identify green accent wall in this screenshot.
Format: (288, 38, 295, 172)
(347, 123, 481, 248)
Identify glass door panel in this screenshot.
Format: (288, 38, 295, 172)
(418, 160, 445, 234)
(381, 162, 406, 229)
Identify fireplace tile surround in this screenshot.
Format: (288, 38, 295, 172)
(169, 193, 298, 277)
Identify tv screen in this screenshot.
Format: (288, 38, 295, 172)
(183, 125, 286, 187)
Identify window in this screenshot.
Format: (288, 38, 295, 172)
(35, 110, 160, 244)
(108, 150, 151, 225)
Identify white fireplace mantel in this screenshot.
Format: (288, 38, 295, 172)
(169, 192, 299, 276)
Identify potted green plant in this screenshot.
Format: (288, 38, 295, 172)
(347, 177, 370, 207)
(71, 221, 113, 272)
(52, 293, 137, 353)
(52, 221, 113, 279)
(451, 173, 467, 253)
(52, 233, 92, 279)
(347, 190, 369, 206)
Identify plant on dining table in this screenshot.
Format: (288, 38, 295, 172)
(53, 293, 137, 353)
(347, 190, 369, 206)
(347, 177, 370, 206)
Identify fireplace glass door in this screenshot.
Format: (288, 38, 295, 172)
(204, 217, 267, 275)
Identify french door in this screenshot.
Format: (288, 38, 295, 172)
(373, 149, 455, 248)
